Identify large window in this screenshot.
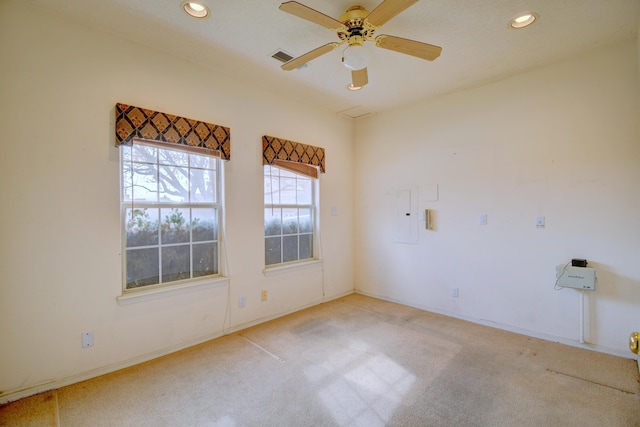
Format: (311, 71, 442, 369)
(121, 142, 221, 290)
(264, 165, 316, 266)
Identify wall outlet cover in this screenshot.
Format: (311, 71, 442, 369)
(82, 331, 94, 348)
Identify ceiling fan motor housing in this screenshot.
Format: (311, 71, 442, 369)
(337, 6, 377, 44)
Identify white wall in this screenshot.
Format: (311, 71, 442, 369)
(354, 40, 640, 357)
(0, 1, 354, 401)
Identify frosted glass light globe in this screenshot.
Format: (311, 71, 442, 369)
(342, 45, 370, 71)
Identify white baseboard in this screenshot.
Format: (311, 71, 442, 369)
(0, 289, 356, 405)
(0, 330, 224, 405)
(354, 289, 634, 360)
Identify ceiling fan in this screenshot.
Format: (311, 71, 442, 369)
(278, 0, 442, 89)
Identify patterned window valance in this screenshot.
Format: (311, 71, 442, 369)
(115, 103, 230, 160)
(262, 135, 325, 179)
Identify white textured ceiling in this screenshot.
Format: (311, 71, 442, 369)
(25, 0, 639, 115)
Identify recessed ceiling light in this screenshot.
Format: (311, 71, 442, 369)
(509, 12, 538, 29)
(182, 1, 209, 18)
(347, 83, 362, 91)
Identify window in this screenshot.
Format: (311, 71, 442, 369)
(121, 142, 221, 290)
(264, 165, 316, 266)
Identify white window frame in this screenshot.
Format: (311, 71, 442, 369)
(119, 140, 224, 295)
(264, 164, 320, 269)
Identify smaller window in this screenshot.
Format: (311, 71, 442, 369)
(264, 165, 317, 266)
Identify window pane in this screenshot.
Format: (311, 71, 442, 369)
(192, 208, 217, 242)
(265, 237, 281, 265)
(162, 245, 190, 283)
(279, 168, 295, 178)
(127, 145, 157, 163)
(161, 208, 190, 244)
(265, 208, 282, 236)
(299, 208, 312, 233)
(121, 145, 132, 163)
(299, 234, 312, 260)
(282, 209, 298, 234)
(280, 177, 297, 204)
(297, 177, 312, 205)
(159, 165, 189, 202)
(190, 153, 215, 170)
(126, 208, 159, 247)
(123, 162, 158, 202)
(122, 164, 133, 201)
(159, 147, 188, 166)
(264, 174, 280, 205)
(190, 168, 215, 203)
(126, 247, 159, 288)
(193, 242, 217, 277)
(282, 235, 298, 263)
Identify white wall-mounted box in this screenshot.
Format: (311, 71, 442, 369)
(556, 265, 596, 291)
(392, 186, 419, 244)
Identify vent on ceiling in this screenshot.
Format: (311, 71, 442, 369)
(271, 50, 294, 63)
(338, 106, 376, 120)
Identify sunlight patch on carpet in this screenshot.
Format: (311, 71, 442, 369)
(305, 340, 416, 426)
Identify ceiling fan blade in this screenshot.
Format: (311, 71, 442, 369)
(279, 1, 346, 31)
(281, 43, 340, 71)
(375, 34, 442, 61)
(352, 68, 368, 87)
(366, 0, 419, 27)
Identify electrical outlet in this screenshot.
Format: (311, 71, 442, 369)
(239, 295, 246, 308)
(451, 288, 459, 298)
(82, 331, 94, 348)
(261, 290, 267, 302)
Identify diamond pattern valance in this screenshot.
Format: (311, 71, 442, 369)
(115, 103, 230, 160)
(262, 135, 325, 174)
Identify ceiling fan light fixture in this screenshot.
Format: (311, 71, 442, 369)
(509, 12, 538, 29)
(347, 83, 362, 91)
(342, 45, 370, 71)
(182, 1, 209, 18)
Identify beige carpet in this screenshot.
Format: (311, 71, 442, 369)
(2, 294, 639, 426)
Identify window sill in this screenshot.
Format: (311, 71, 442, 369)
(117, 276, 230, 306)
(263, 259, 323, 277)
